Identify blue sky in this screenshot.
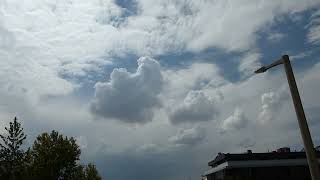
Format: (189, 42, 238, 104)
(1, 1, 320, 180)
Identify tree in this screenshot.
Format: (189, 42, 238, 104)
(73, 164, 102, 180)
(84, 163, 102, 180)
(1, 117, 103, 180)
(30, 130, 81, 180)
(0, 117, 27, 180)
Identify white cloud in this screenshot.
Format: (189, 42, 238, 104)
(139, 0, 319, 52)
(1, 1, 320, 180)
(0, 0, 318, 106)
(164, 63, 226, 98)
(267, 32, 286, 42)
(163, 62, 225, 125)
(238, 52, 262, 77)
(221, 108, 248, 131)
(90, 56, 163, 123)
(298, 62, 320, 109)
(169, 127, 205, 146)
(0, 0, 121, 102)
(291, 50, 314, 60)
(308, 10, 320, 44)
(258, 89, 289, 123)
(76, 136, 88, 150)
(0, 49, 75, 103)
(259, 92, 280, 123)
(132, 0, 320, 53)
(169, 91, 217, 124)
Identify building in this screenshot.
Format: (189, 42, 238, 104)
(202, 147, 320, 180)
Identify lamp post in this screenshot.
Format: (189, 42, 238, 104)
(255, 55, 320, 180)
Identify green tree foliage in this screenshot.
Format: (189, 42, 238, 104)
(0, 118, 101, 180)
(74, 164, 102, 180)
(0, 117, 27, 180)
(30, 130, 81, 180)
(85, 163, 102, 180)
(0, 117, 103, 180)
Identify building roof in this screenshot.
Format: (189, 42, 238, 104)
(208, 150, 320, 167)
(204, 158, 320, 176)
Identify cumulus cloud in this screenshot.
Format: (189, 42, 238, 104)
(163, 63, 225, 125)
(169, 91, 217, 124)
(0, 0, 318, 106)
(90, 57, 163, 123)
(259, 92, 280, 123)
(2, 1, 320, 180)
(169, 127, 205, 146)
(221, 108, 248, 131)
(258, 90, 288, 123)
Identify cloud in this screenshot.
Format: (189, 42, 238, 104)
(308, 10, 320, 44)
(0, 0, 319, 107)
(267, 32, 286, 42)
(135, 143, 171, 154)
(238, 52, 262, 77)
(155, 0, 320, 52)
(0, 13, 75, 102)
(259, 92, 280, 123)
(0, 47, 76, 103)
(164, 63, 226, 97)
(169, 127, 205, 146)
(221, 108, 248, 131)
(169, 91, 217, 124)
(90, 56, 163, 123)
(76, 136, 88, 150)
(299, 62, 320, 106)
(237, 138, 256, 149)
(136, 143, 160, 153)
(258, 89, 288, 123)
(163, 63, 225, 125)
(1, 1, 320, 180)
(291, 50, 314, 60)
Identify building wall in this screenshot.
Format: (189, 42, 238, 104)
(207, 166, 313, 180)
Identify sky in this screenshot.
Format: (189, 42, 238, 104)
(1, 0, 320, 180)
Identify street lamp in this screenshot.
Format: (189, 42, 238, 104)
(255, 55, 320, 180)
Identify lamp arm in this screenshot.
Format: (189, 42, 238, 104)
(265, 58, 284, 70)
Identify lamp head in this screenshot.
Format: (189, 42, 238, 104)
(254, 66, 267, 74)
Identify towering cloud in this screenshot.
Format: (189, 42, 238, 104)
(169, 91, 217, 124)
(221, 108, 248, 131)
(258, 90, 288, 123)
(90, 57, 163, 123)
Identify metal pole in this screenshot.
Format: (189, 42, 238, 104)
(282, 55, 320, 180)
